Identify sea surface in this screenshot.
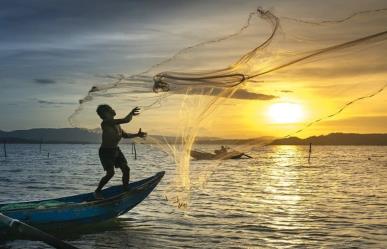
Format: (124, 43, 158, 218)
(0, 144, 386, 249)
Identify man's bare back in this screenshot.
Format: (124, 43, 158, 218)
(101, 122, 124, 148)
(99, 106, 146, 147)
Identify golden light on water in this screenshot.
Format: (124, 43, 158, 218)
(267, 102, 304, 124)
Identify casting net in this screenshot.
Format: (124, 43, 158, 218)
(69, 8, 387, 208)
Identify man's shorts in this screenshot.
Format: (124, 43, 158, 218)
(99, 147, 128, 171)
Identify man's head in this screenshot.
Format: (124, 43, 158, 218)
(96, 104, 116, 119)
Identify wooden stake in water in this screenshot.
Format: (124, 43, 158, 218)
(308, 143, 312, 164)
(3, 140, 6, 158)
(133, 143, 137, 160)
(39, 138, 42, 154)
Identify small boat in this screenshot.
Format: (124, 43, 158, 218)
(0, 171, 164, 230)
(190, 150, 249, 160)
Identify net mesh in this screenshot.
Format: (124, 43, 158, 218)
(69, 7, 387, 208)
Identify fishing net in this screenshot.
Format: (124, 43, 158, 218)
(69, 8, 387, 208)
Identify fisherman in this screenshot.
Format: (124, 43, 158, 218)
(215, 145, 228, 155)
(94, 105, 146, 199)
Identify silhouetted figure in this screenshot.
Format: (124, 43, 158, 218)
(94, 105, 146, 199)
(215, 145, 228, 155)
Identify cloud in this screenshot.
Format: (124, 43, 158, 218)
(34, 78, 56, 84)
(175, 87, 277, 100)
(231, 89, 277, 100)
(37, 99, 75, 105)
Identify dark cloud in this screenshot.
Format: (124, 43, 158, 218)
(34, 78, 56, 84)
(232, 89, 277, 100)
(37, 99, 75, 105)
(280, 90, 293, 93)
(176, 87, 277, 100)
(0, 0, 199, 43)
(0, 0, 203, 83)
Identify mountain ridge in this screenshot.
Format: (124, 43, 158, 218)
(270, 133, 387, 145)
(1, 129, 386, 145)
(0, 128, 267, 144)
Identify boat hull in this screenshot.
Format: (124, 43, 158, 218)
(0, 171, 164, 229)
(190, 150, 244, 160)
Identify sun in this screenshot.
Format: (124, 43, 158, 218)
(267, 102, 304, 123)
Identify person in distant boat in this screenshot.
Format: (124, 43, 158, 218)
(94, 104, 146, 199)
(215, 145, 228, 155)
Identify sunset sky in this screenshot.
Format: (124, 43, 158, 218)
(1, 0, 386, 138)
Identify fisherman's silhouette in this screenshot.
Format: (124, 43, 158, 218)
(215, 145, 228, 155)
(94, 105, 146, 199)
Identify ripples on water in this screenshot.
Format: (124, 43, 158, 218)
(0, 144, 386, 248)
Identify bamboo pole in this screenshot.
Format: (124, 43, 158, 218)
(133, 143, 137, 160)
(0, 213, 79, 249)
(3, 140, 6, 158)
(242, 153, 253, 159)
(308, 143, 312, 163)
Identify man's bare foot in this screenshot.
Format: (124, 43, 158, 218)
(93, 191, 104, 200)
(123, 185, 130, 192)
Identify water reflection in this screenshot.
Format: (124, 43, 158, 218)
(1, 144, 387, 248)
(261, 146, 305, 235)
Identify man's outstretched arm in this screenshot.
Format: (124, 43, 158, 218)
(106, 107, 141, 125)
(122, 128, 147, 139)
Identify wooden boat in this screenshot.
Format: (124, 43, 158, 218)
(0, 171, 164, 230)
(190, 150, 248, 160)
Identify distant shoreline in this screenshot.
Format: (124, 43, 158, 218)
(1, 128, 387, 145)
(270, 133, 387, 146)
(1, 143, 387, 146)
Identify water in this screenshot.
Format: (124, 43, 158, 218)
(0, 144, 386, 248)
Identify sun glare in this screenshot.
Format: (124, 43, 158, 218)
(267, 102, 304, 124)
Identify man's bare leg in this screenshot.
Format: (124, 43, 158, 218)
(120, 165, 130, 191)
(94, 168, 115, 199)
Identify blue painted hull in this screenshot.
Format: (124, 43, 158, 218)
(0, 171, 164, 229)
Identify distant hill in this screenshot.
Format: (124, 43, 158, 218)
(0, 128, 272, 145)
(0, 128, 101, 144)
(145, 135, 273, 145)
(271, 133, 387, 145)
(194, 136, 274, 145)
(1, 129, 386, 145)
